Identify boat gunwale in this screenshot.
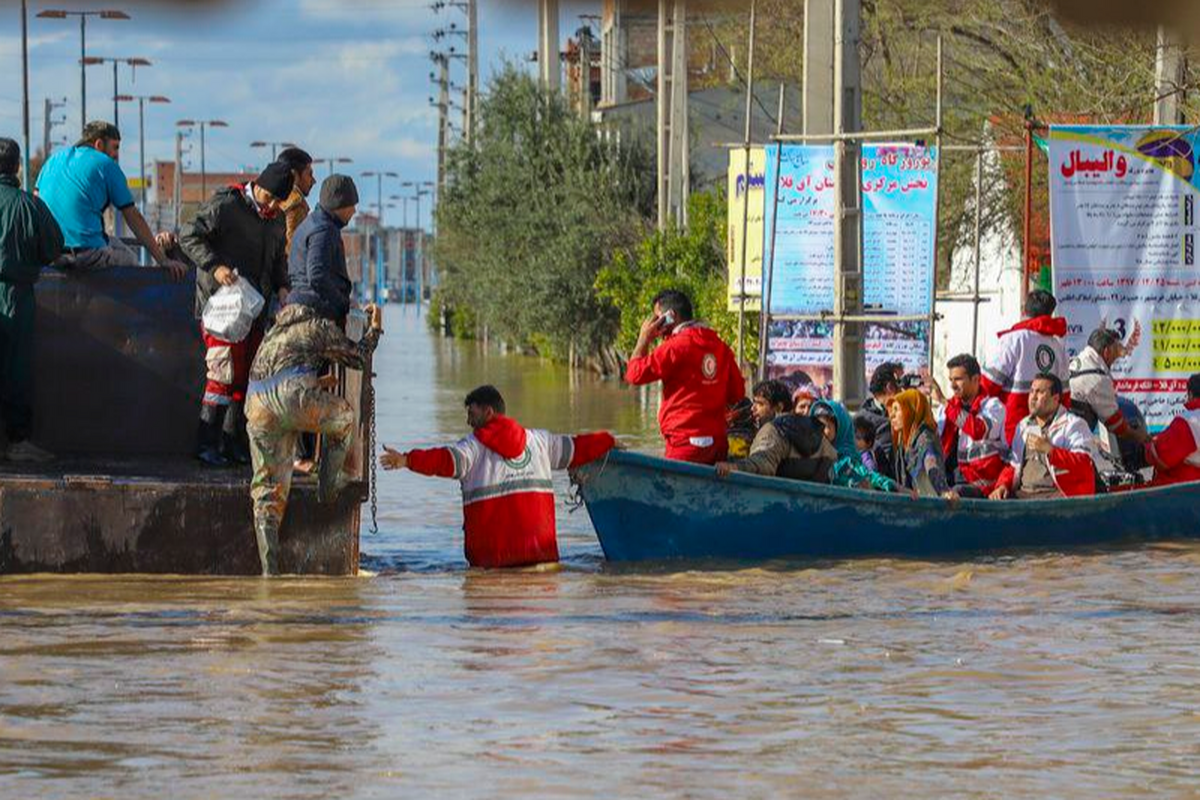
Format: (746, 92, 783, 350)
(578, 450, 1198, 513)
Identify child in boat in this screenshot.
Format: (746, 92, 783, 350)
(854, 415, 888, 475)
(889, 389, 958, 500)
(811, 400, 898, 492)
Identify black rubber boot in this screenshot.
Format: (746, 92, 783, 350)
(221, 401, 252, 465)
(196, 405, 230, 468)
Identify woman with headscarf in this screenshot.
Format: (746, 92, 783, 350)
(792, 382, 821, 416)
(888, 389, 957, 500)
(812, 399, 898, 492)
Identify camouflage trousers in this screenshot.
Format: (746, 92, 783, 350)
(246, 376, 355, 576)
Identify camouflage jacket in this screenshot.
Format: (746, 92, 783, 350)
(250, 303, 379, 382)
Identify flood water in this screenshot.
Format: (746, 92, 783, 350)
(4, 312, 1200, 797)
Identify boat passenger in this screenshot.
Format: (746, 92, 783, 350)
(989, 374, 1095, 500)
(715, 413, 834, 482)
(726, 398, 756, 460)
(245, 302, 383, 576)
(855, 361, 902, 480)
(854, 415, 886, 474)
(1144, 373, 1200, 487)
(625, 288, 745, 464)
(792, 382, 820, 416)
(981, 289, 1071, 444)
(931, 353, 1008, 498)
(728, 380, 789, 459)
(381, 385, 616, 569)
(181, 161, 295, 468)
(36, 121, 186, 278)
(277, 147, 316, 253)
(0, 138, 63, 462)
(1070, 326, 1150, 468)
(889, 389, 957, 500)
(812, 400, 898, 492)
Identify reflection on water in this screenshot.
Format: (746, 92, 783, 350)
(4, 315, 1200, 797)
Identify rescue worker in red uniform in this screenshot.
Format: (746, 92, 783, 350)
(624, 289, 746, 464)
(981, 289, 1071, 445)
(380, 385, 616, 569)
(1145, 373, 1200, 486)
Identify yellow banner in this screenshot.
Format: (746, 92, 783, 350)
(727, 148, 764, 312)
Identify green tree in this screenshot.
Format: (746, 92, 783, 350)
(433, 64, 654, 368)
(596, 190, 758, 367)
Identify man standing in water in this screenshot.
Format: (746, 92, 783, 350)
(381, 385, 616, 568)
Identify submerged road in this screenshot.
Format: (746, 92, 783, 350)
(2, 313, 1200, 797)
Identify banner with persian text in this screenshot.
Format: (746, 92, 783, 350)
(727, 148, 765, 311)
(759, 143, 938, 393)
(1049, 124, 1200, 429)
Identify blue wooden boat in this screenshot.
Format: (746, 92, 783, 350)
(575, 451, 1200, 562)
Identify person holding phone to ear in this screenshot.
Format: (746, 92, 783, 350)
(625, 288, 746, 464)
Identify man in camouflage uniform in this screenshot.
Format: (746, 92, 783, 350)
(245, 302, 382, 575)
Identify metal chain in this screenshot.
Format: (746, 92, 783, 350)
(368, 383, 379, 535)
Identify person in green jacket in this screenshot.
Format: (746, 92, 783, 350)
(811, 399, 898, 493)
(0, 138, 63, 462)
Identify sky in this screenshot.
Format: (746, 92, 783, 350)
(0, 0, 595, 226)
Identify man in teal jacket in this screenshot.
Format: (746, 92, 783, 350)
(0, 138, 63, 461)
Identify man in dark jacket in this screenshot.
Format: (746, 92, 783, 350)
(181, 161, 293, 467)
(0, 139, 63, 462)
(288, 174, 357, 322)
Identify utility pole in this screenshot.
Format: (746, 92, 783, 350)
(173, 129, 183, 231)
(1154, 25, 1186, 126)
(538, 0, 561, 91)
(656, 0, 689, 230)
(601, 0, 627, 107)
(43, 97, 68, 159)
(466, 0, 478, 143)
(803, 0, 864, 402)
(434, 54, 450, 193)
(576, 25, 595, 119)
(21, 0, 31, 190)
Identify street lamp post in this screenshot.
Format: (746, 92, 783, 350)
(176, 119, 228, 199)
(82, 56, 150, 128)
(250, 140, 298, 163)
(399, 182, 434, 313)
(313, 157, 353, 178)
(36, 8, 130, 131)
(362, 171, 399, 304)
(115, 94, 169, 217)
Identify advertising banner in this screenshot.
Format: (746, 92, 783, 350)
(727, 147, 765, 311)
(1049, 125, 1200, 428)
(759, 144, 938, 391)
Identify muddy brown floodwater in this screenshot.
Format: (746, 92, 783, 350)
(3, 312, 1200, 797)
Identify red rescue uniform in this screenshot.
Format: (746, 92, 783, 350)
(625, 322, 745, 464)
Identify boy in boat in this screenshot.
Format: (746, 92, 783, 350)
(625, 289, 745, 464)
(715, 380, 835, 482)
(381, 385, 616, 569)
(931, 353, 1009, 498)
(855, 362, 902, 480)
(1144, 373, 1200, 486)
(989, 374, 1095, 500)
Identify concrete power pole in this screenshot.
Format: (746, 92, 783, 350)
(173, 130, 183, 231)
(466, 0, 478, 143)
(656, 0, 689, 230)
(1154, 25, 1186, 126)
(538, 0, 561, 91)
(435, 54, 450, 194)
(804, 0, 864, 402)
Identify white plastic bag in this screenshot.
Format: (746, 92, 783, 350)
(201, 276, 265, 343)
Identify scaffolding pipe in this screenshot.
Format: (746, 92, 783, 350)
(735, 0, 757, 369)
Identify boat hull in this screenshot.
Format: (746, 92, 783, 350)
(577, 451, 1200, 562)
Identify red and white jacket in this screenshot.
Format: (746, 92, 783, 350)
(1146, 399, 1200, 486)
(1068, 345, 1131, 437)
(936, 393, 1009, 493)
(996, 405, 1096, 497)
(981, 315, 1071, 444)
(625, 322, 745, 459)
(405, 416, 616, 568)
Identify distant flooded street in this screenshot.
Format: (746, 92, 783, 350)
(4, 313, 1200, 797)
